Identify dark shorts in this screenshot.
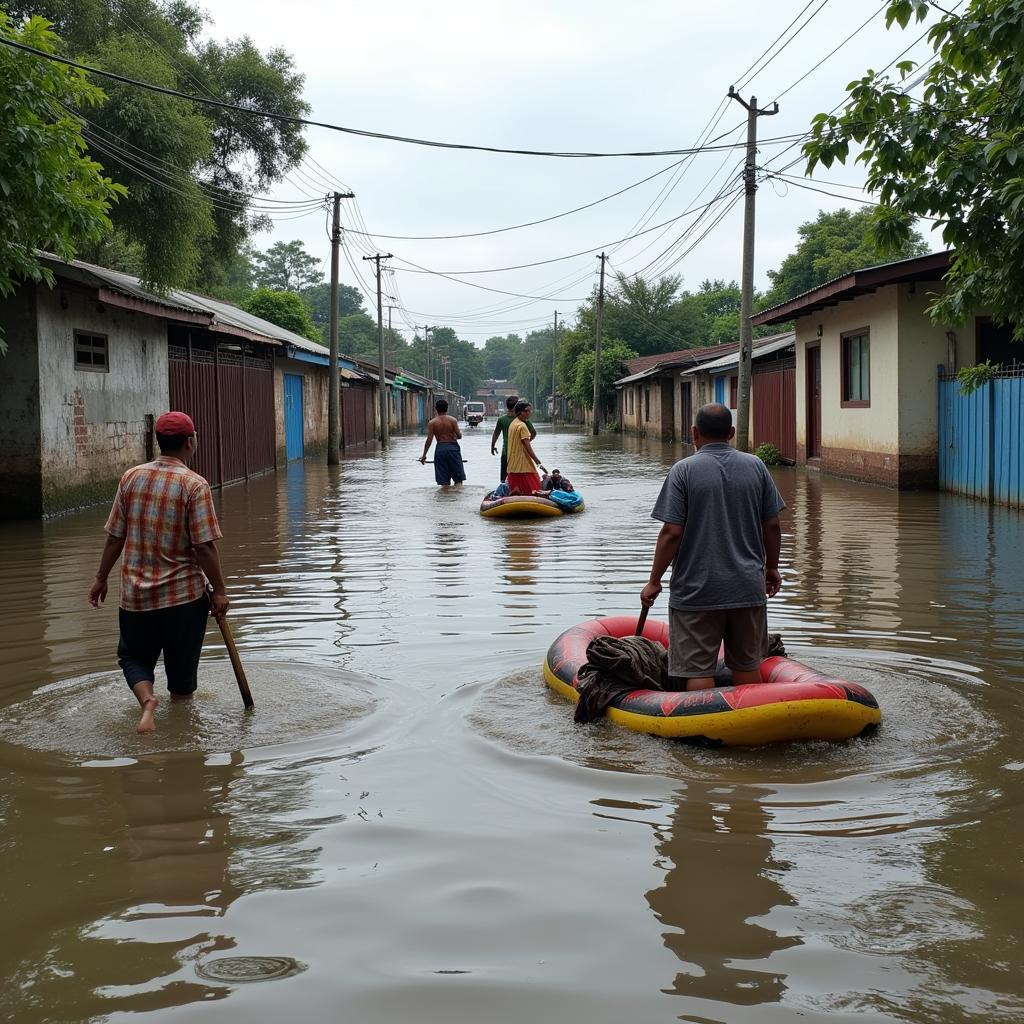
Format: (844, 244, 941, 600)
(668, 605, 768, 677)
(500, 451, 508, 483)
(117, 595, 210, 694)
(434, 442, 466, 485)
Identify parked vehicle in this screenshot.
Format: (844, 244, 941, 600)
(465, 401, 485, 426)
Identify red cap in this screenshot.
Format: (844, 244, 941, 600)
(155, 411, 196, 436)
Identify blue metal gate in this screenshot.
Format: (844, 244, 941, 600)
(939, 373, 1023, 507)
(284, 373, 304, 461)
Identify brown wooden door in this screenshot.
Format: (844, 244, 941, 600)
(806, 345, 822, 458)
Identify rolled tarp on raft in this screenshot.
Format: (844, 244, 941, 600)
(543, 615, 881, 746)
(480, 494, 581, 518)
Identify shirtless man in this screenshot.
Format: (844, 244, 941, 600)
(419, 399, 467, 487)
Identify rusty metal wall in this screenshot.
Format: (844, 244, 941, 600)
(343, 383, 375, 447)
(753, 363, 796, 462)
(168, 335, 276, 487)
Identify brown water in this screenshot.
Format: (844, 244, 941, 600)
(2, 427, 1023, 1023)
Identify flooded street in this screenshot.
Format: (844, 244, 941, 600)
(2, 426, 1023, 1023)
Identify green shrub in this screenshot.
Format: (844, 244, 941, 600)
(754, 442, 783, 466)
(956, 360, 996, 396)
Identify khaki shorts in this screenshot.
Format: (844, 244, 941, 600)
(668, 605, 768, 678)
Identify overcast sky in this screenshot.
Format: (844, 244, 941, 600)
(201, 0, 942, 344)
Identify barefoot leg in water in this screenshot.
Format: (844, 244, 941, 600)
(131, 680, 159, 734)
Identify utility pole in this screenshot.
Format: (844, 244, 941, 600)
(728, 86, 778, 452)
(552, 310, 559, 424)
(327, 190, 355, 464)
(415, 325, 432, 401)
(592, 253, 607, 435)
(363, 252, 393, 447)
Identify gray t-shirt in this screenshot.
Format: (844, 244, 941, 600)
(651, 443, 785, 610)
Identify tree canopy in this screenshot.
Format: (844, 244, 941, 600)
(0, 13, 126, 351)
(252, 240, 323, 292)
(5, 0, 310, 292)
(802, 0, 1022, 335)
(763, 208, 928, 308)
(241, 288, 321, 343)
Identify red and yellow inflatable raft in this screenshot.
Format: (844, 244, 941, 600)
(543, 615, 881, 746)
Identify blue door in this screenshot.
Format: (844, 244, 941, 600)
(284, 373, 304, 461)
(714, 376, 725, 405)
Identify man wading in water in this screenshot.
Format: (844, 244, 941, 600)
(640, 403, 784, 691)
(419, 398, 466, 486)
(88, 412, 229, 734)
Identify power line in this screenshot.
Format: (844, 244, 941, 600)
(0, 37, 805, 160)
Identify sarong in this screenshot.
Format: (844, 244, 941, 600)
(434, 441, 466, 485)
(505, 470, 540, 496)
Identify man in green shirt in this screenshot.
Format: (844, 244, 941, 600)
(490, 395, 536, 482)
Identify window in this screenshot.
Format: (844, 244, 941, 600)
(75, 331, 108, 372)
(729, 375, 738, 408)
(644, 387, 651, 422)
(842, 330, 870, 406)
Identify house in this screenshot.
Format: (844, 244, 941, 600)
(615, 345, 740, 442)
(0, 255, 352, 519)
(751, 251, 960, 489)
(682, 332, 796, 460)
(475, 379, 520, 416)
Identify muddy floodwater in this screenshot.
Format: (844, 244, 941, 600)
(2, 426, 1023, 1023)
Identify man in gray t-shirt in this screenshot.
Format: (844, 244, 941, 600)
(640, 403, 785, 691)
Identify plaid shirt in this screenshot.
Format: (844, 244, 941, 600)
(105, 456, 222, 612)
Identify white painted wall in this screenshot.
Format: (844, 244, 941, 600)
(896, 284, 954, 456)
(794, 285, 901, 454)
(35, 285, 169, 510)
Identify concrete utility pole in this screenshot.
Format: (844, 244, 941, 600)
(552, 310, 559, 424)
(728, 86, 778, 452)
(592, 253, 607, 436)
(363, 252, 393, 446)
(414, 325, 432, 401)
(327, 190, 355, 464)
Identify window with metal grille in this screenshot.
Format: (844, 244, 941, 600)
(74, 331, 109, 372)
(842, 329, 870, 406)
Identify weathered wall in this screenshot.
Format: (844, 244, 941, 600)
(0, 288, 42, 518)
(274, 357, 330, 462)
(619, 376, 670, 438)
(36, 285, 168, 515)
(896, 283, 953, 487)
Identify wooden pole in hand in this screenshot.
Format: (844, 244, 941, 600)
(217, 615, 254, 709)
(635, 604, 650, 637)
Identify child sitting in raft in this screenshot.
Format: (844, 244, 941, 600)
(535, 468, 574, 496)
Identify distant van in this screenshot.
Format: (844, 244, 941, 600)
(465, 401, 486, 426)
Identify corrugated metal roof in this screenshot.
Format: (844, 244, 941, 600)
(41, 254, 332, 355)
(681, 331, 795, 374)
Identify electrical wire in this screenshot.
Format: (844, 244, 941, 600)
(0, 37, 809, 160)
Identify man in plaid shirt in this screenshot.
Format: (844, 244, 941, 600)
(89, 411, 229, 734)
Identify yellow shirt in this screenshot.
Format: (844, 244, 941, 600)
(506, 418, 535, 474)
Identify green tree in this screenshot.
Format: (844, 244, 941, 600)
(801, 0, 1022, 333)
(252, 239, 322, 292)
(567, 337, 638, 411)
(0, 14, 126, 351)
(241, 288, 320, 342)
(303, 281, 364, 334)
(763, 208, 928, 307)
(482, 334, 522, 379)
(5, 1, 309, 292)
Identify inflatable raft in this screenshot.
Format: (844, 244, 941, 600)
(480, 494, 584, 518)
(544, 615, 880, 746)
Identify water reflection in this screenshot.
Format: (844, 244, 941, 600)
(648, 781, 797, 1009)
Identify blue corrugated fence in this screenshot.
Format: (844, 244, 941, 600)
(939, 374, 1023, 508)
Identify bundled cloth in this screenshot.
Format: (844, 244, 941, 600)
(548, 489, 583, 510)
(574, 632, 787, 724)
(575, 636, 669, 723)
(486, 482, 511, 500)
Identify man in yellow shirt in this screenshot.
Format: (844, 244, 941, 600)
(505, 401, 546, 495)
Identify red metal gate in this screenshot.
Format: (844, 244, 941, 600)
(342, 383, 376, 447)
(168, 333, 276, 487)
(753, 362, 796, 462)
